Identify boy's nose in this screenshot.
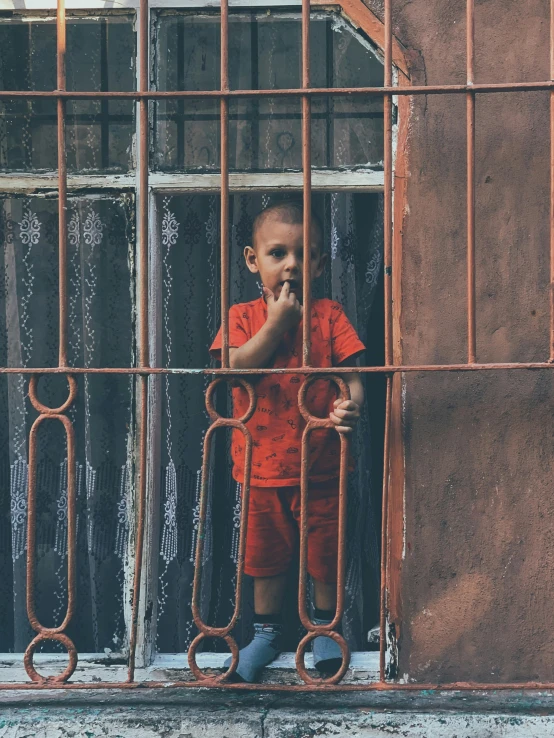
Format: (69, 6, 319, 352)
(284, 256, 300, 271)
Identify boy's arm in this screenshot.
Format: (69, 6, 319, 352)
(230, 282, 302, 369)
(329, 357, 365, 434)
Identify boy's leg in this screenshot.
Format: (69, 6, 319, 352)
(224, 575, 287, 683)
(313, 580, 337, 612)
(295, 481, 344, 675)
(312, 578, 343, 674)
(224, 487, 294, 682)
(255, 573, 288, 614)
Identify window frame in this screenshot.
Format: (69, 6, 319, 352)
(0, 0, 404, 683)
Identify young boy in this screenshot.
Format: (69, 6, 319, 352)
(210, 200, 365, 682)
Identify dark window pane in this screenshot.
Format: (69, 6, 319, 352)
(0, 15, 135, 173)
(152, 11, 384, 172)
(0, 194, 135, 653)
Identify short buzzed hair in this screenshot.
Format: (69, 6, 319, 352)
(252, 198, 323, 249)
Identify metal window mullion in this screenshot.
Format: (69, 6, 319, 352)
(301, 0, 312, 368)
(220, 0, 230, 368)
(550, 0, 554, 361)
(57, 0, 68, 368)
(467, 0, 476, 364)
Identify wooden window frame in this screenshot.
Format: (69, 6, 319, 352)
(0, 0, 405, 685)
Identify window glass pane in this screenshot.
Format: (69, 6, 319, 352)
(0, 194, 135, 652)
(152, 11, 383, 172)
(0, 14, 135, 173)
(155, 192, 384, 654)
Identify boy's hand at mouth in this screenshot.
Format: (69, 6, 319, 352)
(329, 399, 360, 434)
(264, 281, 303, 333)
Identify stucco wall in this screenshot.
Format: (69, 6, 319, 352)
(366, 0, 554, 682)
(1, 705, 553, 737)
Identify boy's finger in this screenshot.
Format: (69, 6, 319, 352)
(263, 285, 275, 302)
(335, 399, 358, 411)
(332, 407, 358, 419)
(335, 425, 354, 434)
(279, 281, 290, 299)
(329, 412, 355, 426)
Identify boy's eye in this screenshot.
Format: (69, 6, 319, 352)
(270, 249, 285, 258)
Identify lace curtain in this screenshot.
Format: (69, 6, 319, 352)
(0, 194, 135, 653)
(156, 192, 384, 653)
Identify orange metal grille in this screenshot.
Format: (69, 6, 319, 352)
(0, 0, 553, 692)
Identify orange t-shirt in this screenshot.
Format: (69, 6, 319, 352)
(210, 297, 365, 487)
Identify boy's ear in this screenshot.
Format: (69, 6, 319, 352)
(244, 246, 259, 274)
(314, 251, 327, 278)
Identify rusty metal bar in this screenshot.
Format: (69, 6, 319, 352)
(551, 0, 554, 361)
(467, 0, 477, 364)
(189, 378, 255, 682)
(301, 0, 312, 366)
(1, 363, 554, 375)
(57, 0, 68, 367)
(383, 0, 393, 369)
(379, 375, 393, 682)
(5, 81, 554, 99)
(220, 0, 230, 368)
(127, 0, 150, 683)
(24, 375, 78, 684)
(296, 376, 350, 685)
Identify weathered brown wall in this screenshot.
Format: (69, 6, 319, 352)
(367, 0, 554, 682)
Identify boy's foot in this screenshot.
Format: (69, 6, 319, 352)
(312, 617, 344, 675)
(223, 622, 282, 683)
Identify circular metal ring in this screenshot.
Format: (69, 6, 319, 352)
(298, 373, 350, 424)
(29, 374, 77, 415)
(24, 632, 78, 684)
(205, 377, 256, 424)
(188, 632, 239, 682)
(295, 629, 350, 685)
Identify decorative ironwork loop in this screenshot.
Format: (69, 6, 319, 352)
(297, 373, 351, 425)
(28, 373, 77, 415)
(24, 633, 78, 684)
(188, 632, 239, 683)
(27, 414, 76, 634)
(295, 630, 350, 685)
(189, 380, 254, 681)
(205, 376, 256, 423)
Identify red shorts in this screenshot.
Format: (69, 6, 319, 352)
(244, 480, 339, 584)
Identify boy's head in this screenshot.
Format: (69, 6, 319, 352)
(244, 199, 325, 303)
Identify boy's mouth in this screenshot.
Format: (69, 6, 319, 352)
(281, 279, 300, 291)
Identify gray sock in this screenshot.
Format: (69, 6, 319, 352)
(312, 616, 344, 674)
(224, 622, 282, 683)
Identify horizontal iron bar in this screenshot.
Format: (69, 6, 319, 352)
(1, 81, 554, 100)
(0, 680, 554, 692)
(0, 363, 553, 374)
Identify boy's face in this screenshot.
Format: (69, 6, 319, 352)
(244, 213, 325, 303)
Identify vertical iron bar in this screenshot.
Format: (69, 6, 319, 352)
(128, 0, 149, 682)
(550, 0, 554, 361)
(302, 0, 312, 367)
(467, 0, 477, 364)
(379, 0, 393, 682)
(57, 0, 67, 367)
(379, 375, 393, 682)
(221, 0, 230, 368)
(383, 0, 393, 368)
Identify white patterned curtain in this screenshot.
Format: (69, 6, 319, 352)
(0, 195, 135, 653)
(155, 192, 384, 653)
